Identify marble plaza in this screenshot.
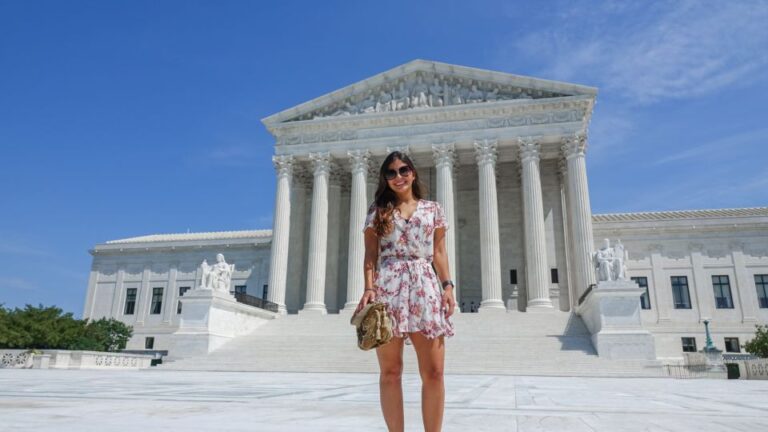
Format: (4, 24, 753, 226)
(80, 60, 768, 372)
(1, 370, 768, 431)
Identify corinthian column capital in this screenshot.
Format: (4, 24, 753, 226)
(347, 149, 370, 175)
(561, 134, 588, 159)
(518, 137, 541, 162)
(432, 143, 456, 168)
(272, 154, 294, 179)
(474, 139, 498, 166)
(309, 152, 331, 176)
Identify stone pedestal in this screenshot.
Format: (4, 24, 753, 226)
(702, 347, 727, 373)
(171, 289, 277, 358)
(575, 280, 656, 360)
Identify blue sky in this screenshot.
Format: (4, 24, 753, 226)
(1, 0, 767, 316)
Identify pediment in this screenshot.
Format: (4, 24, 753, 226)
(262, 60, 596, 125)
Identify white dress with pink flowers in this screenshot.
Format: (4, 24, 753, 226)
(363, 199, 455, 346)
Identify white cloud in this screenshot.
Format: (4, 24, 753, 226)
(653, 128, 768, 165)
(503, 0, 768, 104)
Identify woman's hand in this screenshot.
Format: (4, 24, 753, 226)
(441, 287, 456, 318)
(355, 289, 377, 314)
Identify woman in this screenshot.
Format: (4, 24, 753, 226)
(355, 151, 456, 432)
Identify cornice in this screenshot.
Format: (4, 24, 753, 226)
(269, 96, 593, 142)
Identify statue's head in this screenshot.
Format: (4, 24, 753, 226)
(216, 253, 225, 263)
(603, 238, 611, 249)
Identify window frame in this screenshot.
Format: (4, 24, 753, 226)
(671, 276, 692, 309)
(712, 275, 734, 309)
(755, 274, 768, 309)
(177, 286, 191, 314)
(150, 287, 164, 315)
(681, 337, 697, 353)
(631, 276, 651, 310)
(124, 287, 137, 315)
(724, 337, 740, 353)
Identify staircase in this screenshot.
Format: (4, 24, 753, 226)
(161, 309, 663, 377)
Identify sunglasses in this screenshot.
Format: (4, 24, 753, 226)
(384, 165, 413, 180)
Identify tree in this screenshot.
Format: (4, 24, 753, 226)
(744, 324, 768, 358)
(0, 304, 132, 352)
(83, 318, 133, 352)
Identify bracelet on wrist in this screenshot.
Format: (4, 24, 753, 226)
(441, 280, 455, 290)
(364, 288, 376, 293)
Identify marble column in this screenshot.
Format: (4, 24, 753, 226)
(267, 155, 293, 314)
(474, 139, 505, 311)
(558, 159, 574, 311)
(561, 135, 596, 301)
(519, 138, 552, 309)
(432, 143, 459, 307)
(344, 150, 370, 311)
(301, 152, 331, 314)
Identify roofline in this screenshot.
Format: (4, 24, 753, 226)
(261, 59, 598, 126)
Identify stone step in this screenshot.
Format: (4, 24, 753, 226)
(161, 310, 661, 377)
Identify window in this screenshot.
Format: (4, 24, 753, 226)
(262, 284, 269, 299)
(177, 286, 191, 314)
(671, 276, 691, 309)
(145, 337, 154, 350)
(234, 285, 247, 295)
(551, 269, 559, 284)
(509, 269, 517, 285)
(150, 287, 163, 314)
(681, 337, 697, 353)
(124, 288, 137, 315)
(756, 274, 768, 308)
(724, 337, 740, 353)
(631, 277, 651, 310)
(712, 275, 734, 309)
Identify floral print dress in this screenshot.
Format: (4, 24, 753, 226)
(363, 199, 455, 345)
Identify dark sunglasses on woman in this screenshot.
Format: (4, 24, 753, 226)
(384, 166, 413, 180)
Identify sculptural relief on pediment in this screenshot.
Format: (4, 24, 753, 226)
(287, 72, 569, 122)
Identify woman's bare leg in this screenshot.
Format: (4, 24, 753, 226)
(376, 336, 405, 432)
(409, 332, 445, 432)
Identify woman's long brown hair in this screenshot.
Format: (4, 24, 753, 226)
(372, 151, 426, 237)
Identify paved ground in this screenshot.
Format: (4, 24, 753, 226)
(1, 369, 767, 431)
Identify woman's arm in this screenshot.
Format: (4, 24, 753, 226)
(356, 228, 379, 312)
(363, 228, 379, 290)
(433, 227, 456, 317)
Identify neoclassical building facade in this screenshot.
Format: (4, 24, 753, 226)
(84, 61, 768, 358)
(262, 60, 599, 316)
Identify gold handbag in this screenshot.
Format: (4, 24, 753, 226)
(350, 302, 393, 350)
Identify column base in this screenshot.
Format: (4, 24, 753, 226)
(526, 298, 554, 309)
(299, 303, 328, 315)
(339, 303, 359, 315)
(479, 299, 506, 313)
(276, 304, 288, 315)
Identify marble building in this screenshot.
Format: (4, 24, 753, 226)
(83, 60, 768, 358)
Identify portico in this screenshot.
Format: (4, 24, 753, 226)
(262, 60, 598, 315)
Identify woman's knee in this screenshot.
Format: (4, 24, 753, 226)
(420, 365, 444, 383)
(380, 364, 403, 384)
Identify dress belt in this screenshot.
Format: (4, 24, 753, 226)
(380, 256, 433, 265)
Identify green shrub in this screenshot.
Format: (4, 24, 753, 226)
(744, 324, 768, 358)
(0, 304, 132, 352)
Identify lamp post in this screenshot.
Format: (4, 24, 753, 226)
(703, 319, 716, 351)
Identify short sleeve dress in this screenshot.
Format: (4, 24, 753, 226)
(363, 199, 455, 345)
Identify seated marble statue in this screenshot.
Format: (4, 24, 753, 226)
(199, 253, 235, 292)
(593, 239, 628, 282)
